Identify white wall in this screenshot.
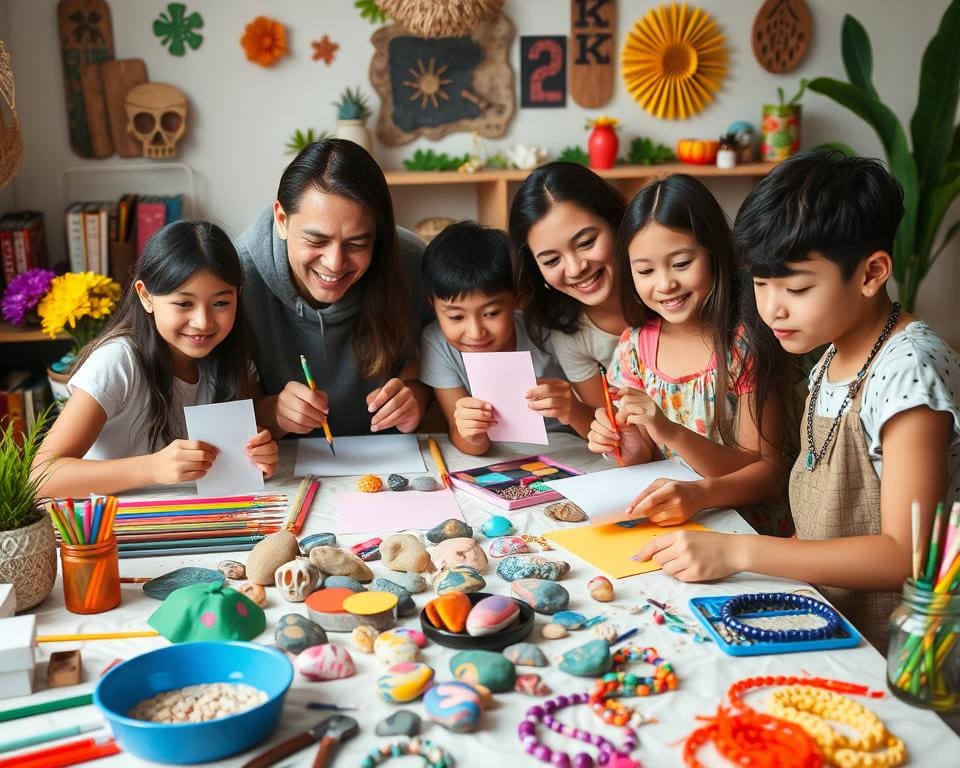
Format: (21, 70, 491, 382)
(2, 0, 958, 342)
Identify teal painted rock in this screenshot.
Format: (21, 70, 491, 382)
(424, 681, 483, 733)
(426, 518, 473, 544)
(274, 613, 327, 655)
(377, 661, 435, 703)
(503, 642, 548, 667)
(299, 532, 337, 554)
(385, 571, 428, 594)
(510, 579, 570, 614)
(488, 536, 530, 558)
(143, 567, 223, 600)
(552, 610, 587, 629)
(481, 515, 515, 537)
(434, 565, 485, 595)
(450, 650, 517, 693)
(323, 575, 366, 592)
(372, 578, 416, 617)
(465, 595, 519, 636)
(496, 555, 570, 582)
(558, 639, 612, 677)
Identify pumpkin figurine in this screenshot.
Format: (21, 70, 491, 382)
(676, 138, 719, 166)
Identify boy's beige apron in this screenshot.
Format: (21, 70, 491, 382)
(788, 358, 900, 652)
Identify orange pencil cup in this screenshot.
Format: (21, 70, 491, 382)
(60, 536, 121, 614)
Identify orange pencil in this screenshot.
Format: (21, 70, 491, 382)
(598, 365, 623, 467)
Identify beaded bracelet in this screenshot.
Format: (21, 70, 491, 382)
(518, 694, 643, 768)
(588, 647, 677, 727)
(359, 738, 453, 768)
(720, 592, 840, 642)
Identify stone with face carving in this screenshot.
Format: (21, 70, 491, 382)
(274, 558, 320, 602)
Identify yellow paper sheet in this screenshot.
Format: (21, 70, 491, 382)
(544, 520, 709, 579)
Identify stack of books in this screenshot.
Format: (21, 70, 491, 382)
(0, 211, 48, 289)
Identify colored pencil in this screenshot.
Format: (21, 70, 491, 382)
(427, 437, 452, 489)
(0, 693, 93, 722)
(119, 542, 261, 558)
(36, 632, 158, 643)
(45, 503, 73, 545)
(598, 365, 623, 467)
(937, 502, 960, 582)
(0, 735, 113, 768)
(0, 722, 102, 755)
(16, 737, 120, 768)
(911, 500, 923, 581)
(81, 499, 92, 544)
(300, 354, 335, 455)
(119, 577, 152, 583)
(292, 477, 320, 534)
(117, 494, 284, 509)
(922, 502, 947, 586)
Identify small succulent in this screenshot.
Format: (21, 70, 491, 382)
(334, 86, 372, 121)
(557, 145, 589, 165)
(626, 137, 676, 165)
(285, 128, 330, 155)
(403, 149, 472, 172)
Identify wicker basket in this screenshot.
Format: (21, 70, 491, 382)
(0, 40, 22, 189)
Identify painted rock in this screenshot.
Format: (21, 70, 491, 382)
(381, 534, 434, 573)
(246, 530, 300, 585)
(497, 555, 570, 582)
(391, 627, 428, 648)
(434, 565, 485, 595)
(515, 673, 551, 696)
(503, 642, 548, 667)
(588, 575, 614, 602)
(424, 592, 471, 633)
(351, 624, 378, 653)
(465, 595, 520, 637)
(481, 515, 515, 538)
(237, 582, 267, 607)
(299, 532, 337, 555)
(143, 567, 224, 600)
(375, 709, 421, 737)
(541, 623, 568, 640)
(412, 476, 438, 491)
(487, 536, 530, 558)
(426, 518, 473, 544)
(450, 650, 517, 693)
(372, 578, 416, 617)
(510, 579, 570, 614)
(431, 537, 488, 572)
(545, 501, 588, 523)
(423, 681, 483, 733)
(216, 560, 245, 580)
(275, 614, 327, 655)
(374, 631, 419, 665)
(295, 643, 355, 681)
(384, 571, 427, 594)
(377, 661, 435, 703)
(558, 639, 612, 677)
(592, 623, 619, 643)
(308, 546, 373, 582)
(387, 473, 409, 492)
(552, 610, 587, 629)
(323, 575, 367, 593)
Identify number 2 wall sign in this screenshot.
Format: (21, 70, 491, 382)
(520, 36, 566, 108)
(569, 0, 615, 108)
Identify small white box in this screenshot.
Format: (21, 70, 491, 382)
(0, 667, 34, 699)
(0, 615, 36, 673)
(0, 584, 15, 618)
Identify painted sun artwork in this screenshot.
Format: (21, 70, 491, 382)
(403, 57, 453, 109)
(621, 2, 727, 120)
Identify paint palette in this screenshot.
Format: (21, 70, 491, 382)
(449, 456, 583, 510)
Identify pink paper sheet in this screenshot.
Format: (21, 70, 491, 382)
(334, 489, 464, 534)
(462, 351, 548, 444)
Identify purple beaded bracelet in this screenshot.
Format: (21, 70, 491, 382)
(518, 692, 643, 768)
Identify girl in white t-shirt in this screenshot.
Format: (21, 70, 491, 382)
(34, 220, 278, 497)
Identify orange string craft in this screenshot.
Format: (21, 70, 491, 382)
(241, 16, 287, 67)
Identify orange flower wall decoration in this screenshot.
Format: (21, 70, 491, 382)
(241, 16, 288, 67)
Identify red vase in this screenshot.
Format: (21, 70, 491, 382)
(588, 125, 619, 170)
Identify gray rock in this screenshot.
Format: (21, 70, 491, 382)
(412, 477, 438, 491)
(384, 571, 428, 594)
(299, 532, 338, 555)
(274, 614, 327, 655)
(426, 518, 473, 544)
(372, 578, 416, 617)
(322, 575, 366, 592)
(375, 710, 421, 737)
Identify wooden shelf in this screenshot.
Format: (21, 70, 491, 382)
(384, 162, 777, 228)
(0, 323, 65, 343)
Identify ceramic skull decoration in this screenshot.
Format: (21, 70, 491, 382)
(275, 558, 319, 602)
(124, 82, 187, 158)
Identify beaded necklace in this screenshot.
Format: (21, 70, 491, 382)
(359, 738, 453, 768)
(804, 302, 901, 471)
(721, 593, 841, 642)
(589, 647, 677, 727)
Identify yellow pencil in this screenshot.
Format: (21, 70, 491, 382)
(38, 631, 160, 643)
(427, 437, 452, 489)
(300, 354, 335, 456)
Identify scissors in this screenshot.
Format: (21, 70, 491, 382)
(239, 715, 359, 768)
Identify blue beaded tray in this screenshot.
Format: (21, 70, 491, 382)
(688, 594, 863, 656)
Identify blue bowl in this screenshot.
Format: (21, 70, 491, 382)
(94, 641, 293, 764)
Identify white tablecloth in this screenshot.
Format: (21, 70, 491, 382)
(5, 433, 960, 767)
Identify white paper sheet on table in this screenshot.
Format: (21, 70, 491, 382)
(462, 350, 548, 444)
(294, 434, 426, 476)
(543, 458, 701, 525)
(184, 399, 264, 496)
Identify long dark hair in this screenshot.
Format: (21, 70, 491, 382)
(73, 220, 256, 450)
(277, 139, 412, 379)
(508, 162, 625, 346)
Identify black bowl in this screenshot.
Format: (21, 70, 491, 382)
(420, 591, 535, 650)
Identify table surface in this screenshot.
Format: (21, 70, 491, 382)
(5, 433, 960, 767)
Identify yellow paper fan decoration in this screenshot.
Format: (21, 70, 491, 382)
(621, 3, 727, 121)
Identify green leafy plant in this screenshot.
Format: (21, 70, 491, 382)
(0, 407, 53, 533)
(355, 0, 388, 25)
(777, 80, 808, 108)
(626, 137, 676, 165)
(285, 128, 330, 155)
(403, 149, 471, 172)
(334, 87, 372, 121)
(485, 152, 509, 170)
(807, 3, 960, 311)
(557, 145, 589, 165)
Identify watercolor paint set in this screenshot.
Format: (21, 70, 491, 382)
(449, 455, 583, 510)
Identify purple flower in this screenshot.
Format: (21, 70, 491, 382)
(1, 268, 55, 325)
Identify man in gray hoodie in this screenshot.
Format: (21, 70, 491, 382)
(235, 140, 429, 437)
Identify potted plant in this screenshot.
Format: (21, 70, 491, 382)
(585, 116, 620, 170)
(761, 81, 806, 161)
(334, 86, 373, 154)
(0, 408, 57, 611)
(806, 3, 960, 312)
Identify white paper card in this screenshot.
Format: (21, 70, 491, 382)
(184, 399, 264, 496)
(294, 434, 426, 477)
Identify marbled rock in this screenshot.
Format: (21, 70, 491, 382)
(552, 610, 587, 629)
(541, 623, 568, 640)
(377, 661, 434, 703)
(412, 477, 438, 492)
(515, 673, 551, 696)
(299, 532, 337, 555)
(434, 565, 485, 595)
(216, 560, 245, 580)
(431, 537, 487, 572)
(391, 627, 428, 648)
(381, 533, 434, 573)
(450, 650, 517, 693)
(275, 614, 327, 655)
(496, 555, 570, 582)
(295, 643, 355, 681)
(375, 710, 421, 737)
(424, 592, 472, 633)
(558, 639, 612, 677)
(487, 536, 530, 558)
(351, 624, 378, 653)
(374, 630, 419, 665)
(245, 530, 300, 585)
(426, 518, 473, 544)
(384, 571, 427, 594)
(588, 575, 614, 602)
(323, 575, 367, 592)
(372, 578, 416, 616)
(308, 546, 373, 582)
(545, 501, 587, 523)
(510, 579, 570, 614)
(387, 473, 409, 492)
(503, 642, 548, 667)
(424, 681, 483, 733)
(481, 515, 515, 537)
(465, 595, 520, 636)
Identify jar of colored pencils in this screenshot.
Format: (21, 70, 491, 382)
(60, 536, 121, 614)
(887, 578, 960, 712)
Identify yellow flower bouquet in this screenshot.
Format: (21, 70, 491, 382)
(38, 272, 121, 352)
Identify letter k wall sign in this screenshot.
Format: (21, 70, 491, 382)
(569, 0, 616, 108)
